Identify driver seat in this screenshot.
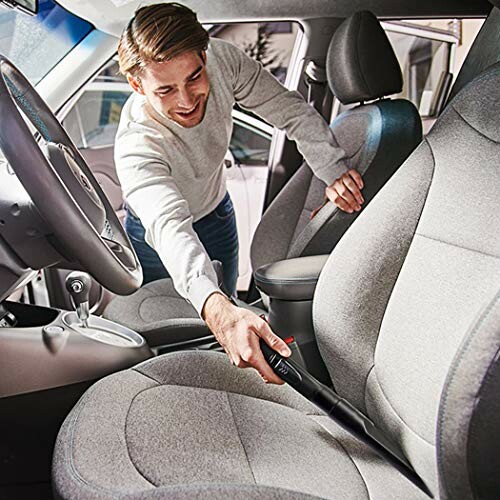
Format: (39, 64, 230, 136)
(52, 60, 500, 499)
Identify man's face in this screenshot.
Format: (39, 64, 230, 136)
(128, 50, 210, 128)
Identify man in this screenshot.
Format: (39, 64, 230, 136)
(115, 2, 364, 384)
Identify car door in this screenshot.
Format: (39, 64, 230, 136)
(226, 110, 273, 290)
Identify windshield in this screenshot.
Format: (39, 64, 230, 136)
(0, 0, 92, 85)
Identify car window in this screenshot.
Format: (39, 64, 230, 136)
(0, 0, 92, 85)
(63, 86, 130, 149)
(208, 21, 299, 84)
(385, 27, 453, 117)
(230, 119, 272, 166)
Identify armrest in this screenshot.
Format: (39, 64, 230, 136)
(254, 255, 329, 301)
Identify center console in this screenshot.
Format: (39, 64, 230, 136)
(0, 300, 152, 398)
(254, 254, 332, 385)
(0, 271, 152, 398)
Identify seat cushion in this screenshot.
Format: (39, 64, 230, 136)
(103, 279, 265, 346)
(53, 351, 429, 500)
(103, 278, 209, 347)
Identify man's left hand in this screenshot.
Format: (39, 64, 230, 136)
(325, 169, 364, 214)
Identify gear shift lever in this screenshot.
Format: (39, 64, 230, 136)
(65, 271, 92, 328)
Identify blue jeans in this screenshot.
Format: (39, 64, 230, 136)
(125, 192, 239, 296)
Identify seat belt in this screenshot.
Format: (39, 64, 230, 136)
(246, 59, 330, 303)
(304, 60, 330, 115)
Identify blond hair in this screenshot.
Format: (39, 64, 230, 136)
(117, 3, 209, 76)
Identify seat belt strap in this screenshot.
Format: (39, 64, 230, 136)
(304, 60, 329, 113)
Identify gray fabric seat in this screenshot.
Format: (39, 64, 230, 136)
(53, 352, 431, 500)
(53, 44, 500, 500)
(103, 11, 422, 344)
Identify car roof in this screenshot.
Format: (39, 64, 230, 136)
(57, 0, 491, 37)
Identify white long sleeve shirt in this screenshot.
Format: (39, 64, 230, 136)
(115, 38, 346, 315)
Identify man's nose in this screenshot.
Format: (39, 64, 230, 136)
(177, 87, 195, 109)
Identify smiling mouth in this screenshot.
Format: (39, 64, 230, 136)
(176, 101, 200, 119)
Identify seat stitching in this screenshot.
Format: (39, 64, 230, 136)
(64, 380, 157, 495)
(311, 416, 371, 500)
(226, 393, 257, 484)
(225, 392, 371, 497)
(132, 364, 322, 414)
(415, 233, 500, 260)
(367, 369, 435, 447)
(363, 365, 376, 415)
(436, 289, 500, 496)
(67, 389, 113, 494)
(465, 345, 500, 499)
(124, 387, 162, 487)
(450, 105, 500, 144)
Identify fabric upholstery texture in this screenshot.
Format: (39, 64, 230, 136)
(53, 352, 429, 500)
(286, 99, 421, 260)
(250, 164, 313, 272)
(437, 289, 500, 500)
(326, 11, 403, 104)
(102, 278, 209, 346)
(313, 63, 500, 495)
(446, 7, 500, 103)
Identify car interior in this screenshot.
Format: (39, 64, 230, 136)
(0, 0, 498, 499)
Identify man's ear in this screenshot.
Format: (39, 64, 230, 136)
(200, 50, 206, 64)
(127, 74, 145, 95)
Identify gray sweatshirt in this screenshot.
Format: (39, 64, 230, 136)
(115, 38, 346, 315)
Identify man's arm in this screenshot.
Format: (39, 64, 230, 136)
(216, 39, 364, 211)
(116, 127, 220, 314)
(116, 124, 290, 382)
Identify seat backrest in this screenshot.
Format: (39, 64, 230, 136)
(313, 61, 500, 498)
(251, 11, 422, 271)
(446, 6, 500, 103)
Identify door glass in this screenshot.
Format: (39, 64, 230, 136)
(230, 120, 271, 166)
(63, 88, 130, 149)
(386, 31, 451, 116)
(208, 21, 299, 84)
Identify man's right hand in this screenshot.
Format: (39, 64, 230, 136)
(202, 292, 291, 384)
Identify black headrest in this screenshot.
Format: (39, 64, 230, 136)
(327, 11, 403, 104)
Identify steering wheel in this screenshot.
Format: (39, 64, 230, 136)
(0, 56, 142, 295)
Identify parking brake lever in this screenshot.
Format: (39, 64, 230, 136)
(260, 340, 433, 498)
(65, 271, 92, 328)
